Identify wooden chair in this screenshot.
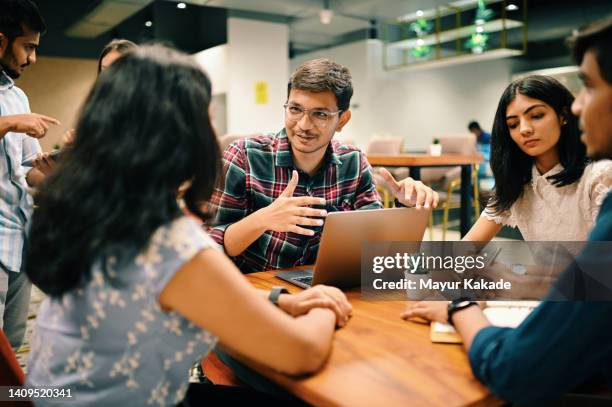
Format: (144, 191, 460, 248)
(425, 134, 479, 240)
(0, 329, 24, 386)
(431, 164, 481, 240)
(1, 329, 33, 406)
(202, 353, 245, 387)
(366, 136, 407, 208)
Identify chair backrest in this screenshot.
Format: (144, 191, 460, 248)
(218, 133, 263, 152)
(366, 136, 404, 155)
(0, 329, 25, 386)
(439, 134, 477, 155)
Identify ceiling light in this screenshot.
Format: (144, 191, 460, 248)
(506, 4, 519, 11)
(476, 26, 484, 33)
(319, 8, 333, 25)
(416, 10, 424, 17)
(144, 20, 152, 27)
(177, 2, 186, 9)
(416, 38, 424, 46)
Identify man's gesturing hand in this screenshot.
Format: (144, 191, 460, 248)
(256, 170, 327, 236)
(5, 113, 60, 139)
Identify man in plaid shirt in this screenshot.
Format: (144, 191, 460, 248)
(209, 58, 438, 273)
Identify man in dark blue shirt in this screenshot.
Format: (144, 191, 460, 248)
(468, 121, 492, 181)
(468, 121, 492, 144)
(403, 18, 612, 406)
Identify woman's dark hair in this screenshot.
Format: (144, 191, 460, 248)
(489, 75, 586, 214)
(26, 44, 221, 297)
(97, 38, 137, 74)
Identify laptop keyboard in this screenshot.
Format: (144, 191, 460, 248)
(294, 276, 313, 286)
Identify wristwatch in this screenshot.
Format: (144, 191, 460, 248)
(268, 287, 290, 306)
(447, 299, 477, 326)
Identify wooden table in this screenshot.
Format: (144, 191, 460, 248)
(236, 270, 500, 407)
(367, 154, 483, 237)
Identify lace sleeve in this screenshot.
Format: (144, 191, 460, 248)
(586, 160, 612, 224)
(480, 201, 516, 228)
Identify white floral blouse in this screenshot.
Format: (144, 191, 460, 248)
(27, 217, 218, 406)
(482, 160, 612, 241)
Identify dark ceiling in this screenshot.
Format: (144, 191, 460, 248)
(34, 0, 227, 59)
(30, 0, 612, 62)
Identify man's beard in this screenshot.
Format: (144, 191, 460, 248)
(0, 45, 24, 79)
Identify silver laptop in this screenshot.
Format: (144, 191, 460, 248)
(275, 207, 430, 289)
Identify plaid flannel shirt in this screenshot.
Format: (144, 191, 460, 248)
(209, 129, 382, 273)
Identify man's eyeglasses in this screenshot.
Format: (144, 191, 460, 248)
(283, 103, 342, 126)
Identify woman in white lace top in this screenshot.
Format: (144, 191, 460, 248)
(464, 75, 612, 242)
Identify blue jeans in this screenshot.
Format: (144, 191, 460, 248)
(0, 264, 32, 352)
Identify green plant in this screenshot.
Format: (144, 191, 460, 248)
(411, 44, 431, 59)
(465, 32, 489, 53)
(432, 138, 440, 144)
(408, 18, 433, 37)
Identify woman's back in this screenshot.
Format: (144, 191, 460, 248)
(27, 217, 218, 407)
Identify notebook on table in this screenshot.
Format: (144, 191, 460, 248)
(430, 301, 540, 343)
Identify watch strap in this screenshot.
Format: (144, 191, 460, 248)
(269, 287, 290, 306)
(447, 299, 477, 326)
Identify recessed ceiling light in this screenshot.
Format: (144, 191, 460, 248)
(506, 4, 519, 11)
(476, 26, 484, 33)
(416, 10, 424, 17)
(417, 38, 424, 46)
(177, 2, 186, 9)
(145, 20, 152, 27)
(319, 8, 333, 24)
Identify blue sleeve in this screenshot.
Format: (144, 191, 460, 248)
(469, 301, 612, 406)
(469, 194, 612, 405)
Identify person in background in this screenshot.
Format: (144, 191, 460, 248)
(468, 120, 493, 185)
(0, 0, 59, 350)
(209, 58, 438, 274)
(59, 38, 138, 147)
(25, 45, 352, 406)
(468, 120, 491, 144)
(463, 75, 611, 244)
(97, 38, 136, 74)
(401, 18, 612, 406)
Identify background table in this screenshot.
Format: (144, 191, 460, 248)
(234, 270, 500, 407)
(367, 154, 483, 237)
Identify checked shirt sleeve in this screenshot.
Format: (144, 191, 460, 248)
(208, 142, 249, 247)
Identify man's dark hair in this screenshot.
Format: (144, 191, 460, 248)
(0, 0, 46, 40)
(468, 121, 481, 131)
(97, 38, 137, 74)
(569, 17, 612, 84)
(288, 58, 353, 112)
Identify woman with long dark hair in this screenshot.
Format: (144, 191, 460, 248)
(25, 45, 351, 406)
(464, 75, 611, 242)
